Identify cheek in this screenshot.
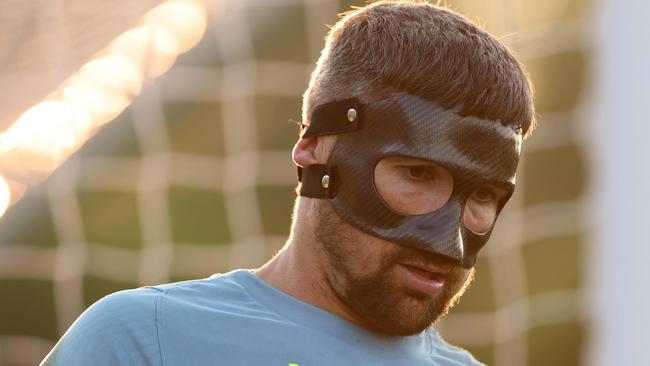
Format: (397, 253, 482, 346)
(342, 226, 402, 276)
(314, 200, 402, 278)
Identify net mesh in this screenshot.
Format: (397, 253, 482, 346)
(0, 0, 590, 365)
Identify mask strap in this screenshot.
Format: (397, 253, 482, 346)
(301, 97, 362, 138)
(297, 164, 337, 198)
(296, 97, 362, 199)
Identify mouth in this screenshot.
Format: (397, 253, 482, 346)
(399, 263, 447, 296)
(403, 264, 446, 279)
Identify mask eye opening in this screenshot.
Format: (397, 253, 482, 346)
(461, 182, 513, 235)
(372, 155, 455, 217)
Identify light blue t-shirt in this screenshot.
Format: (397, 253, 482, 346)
(41, 269, 484, 365)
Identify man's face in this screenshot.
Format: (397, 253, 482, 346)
(303, 95, 520, 335)
(313, 186, 475, 336)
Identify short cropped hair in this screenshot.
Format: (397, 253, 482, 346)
(302, 0, 536, 137)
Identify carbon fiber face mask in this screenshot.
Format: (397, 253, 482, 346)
(298, 94, 523, 268)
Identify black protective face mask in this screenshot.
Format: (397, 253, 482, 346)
(298, 94, 522, 268)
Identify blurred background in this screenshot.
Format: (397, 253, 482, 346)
(0, 0, 641, 365)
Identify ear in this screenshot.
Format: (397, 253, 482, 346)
(292, 137, 318, 168)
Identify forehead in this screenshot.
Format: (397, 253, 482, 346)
(363, 94, 522, 183)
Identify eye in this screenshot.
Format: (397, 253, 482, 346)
(472, 186, 497, 203)
(403, 165, 434, 181)
(375, 157, 454, 215)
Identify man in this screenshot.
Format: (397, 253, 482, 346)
(42, 1, 535, 365)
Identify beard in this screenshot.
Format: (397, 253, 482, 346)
(313, 200, 475, 336)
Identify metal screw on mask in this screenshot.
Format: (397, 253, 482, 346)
(321, 175, 330, 189)
(299, 94, 523, 268)
(347, 108, 357, 122)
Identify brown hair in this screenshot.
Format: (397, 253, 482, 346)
(302, 0, 536, 136)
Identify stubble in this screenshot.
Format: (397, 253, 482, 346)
(313, 200, 474, 336)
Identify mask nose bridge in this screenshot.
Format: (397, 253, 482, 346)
(415, 199, 465, 263)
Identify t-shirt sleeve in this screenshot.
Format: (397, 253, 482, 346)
(40, 287, 164, 366)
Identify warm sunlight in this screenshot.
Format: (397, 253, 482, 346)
(0, 176, 9, 218)
(0, 0, 208, 194)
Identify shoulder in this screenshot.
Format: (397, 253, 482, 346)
(428, 329, 486, 366)
(66, 285, 165, 334)
(41, 271, 251, 365)
(147, 270, 255, 309)
(41, 287, 165, 365)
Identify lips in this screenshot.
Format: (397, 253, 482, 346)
(399, 263, 447, 296)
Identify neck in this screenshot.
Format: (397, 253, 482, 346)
(254, 198, 369, 329)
